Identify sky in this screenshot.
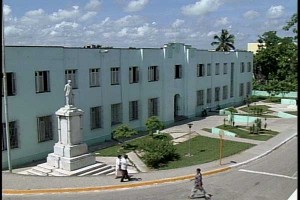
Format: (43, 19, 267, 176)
(3, 0, 297, 50)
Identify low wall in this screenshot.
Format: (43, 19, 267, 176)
(277, 112, 297, 119)
(211, 127, 236, 137)
(252, 90, 297, 98)
(281, 99, 297, 105)
(227, 114, 258, 123)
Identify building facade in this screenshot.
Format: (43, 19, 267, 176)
(2, 43, 253, 168)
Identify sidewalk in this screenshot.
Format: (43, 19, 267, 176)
(2, 104, 297, 194)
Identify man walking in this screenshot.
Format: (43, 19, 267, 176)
(120, 154, 131, 182)
(188, 168, 209, 199)
(115, 155, 122, 179)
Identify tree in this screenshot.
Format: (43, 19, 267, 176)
(211, 29, 235, 51)
(283, 13, 298, 41)
(145, 116, 165, 137)
(112, 124, 138, 148)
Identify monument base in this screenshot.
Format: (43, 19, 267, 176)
(53, 143, 88, 158)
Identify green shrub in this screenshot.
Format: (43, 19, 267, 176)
(140, 139, 179, 168)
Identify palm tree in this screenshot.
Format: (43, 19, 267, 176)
(211, 29, 235, 51)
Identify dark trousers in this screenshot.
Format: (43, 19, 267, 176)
(120, 170, 130, 182)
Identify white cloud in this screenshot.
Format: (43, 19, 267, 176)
(79, 11, 97, 21)
(114, 15, 145, 27)
(4, 4, 12, 16)
(207, 31, 218, 37)
(181, 0, 222, 16)
(124, 0, 149, 12)
(5, 26, 23, 36)
(243, 10, 260, 19)
(266, 5, 284, 19)
(85, 0, 102, 11)
(50, 7, 80, 22)
(214, 17, 229, 27)
(25, 8, 45, 16)
(54, 21, 79, 29)
(172, 19, 185, 28)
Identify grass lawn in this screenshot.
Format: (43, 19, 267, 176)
(159, 135, 254, 170)
(217, 125, 279, 141)
(94, 134, 255, 170)
(240, 105, 272, 114)
(235, 113, 279, 118)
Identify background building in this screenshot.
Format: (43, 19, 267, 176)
(2, 42, 253, 168)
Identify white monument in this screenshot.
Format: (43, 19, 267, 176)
(46, 81, 96, 171)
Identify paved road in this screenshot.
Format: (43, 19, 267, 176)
(3, 136, 296, 200)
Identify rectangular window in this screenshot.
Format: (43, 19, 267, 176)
(197, 90, 204, 106)
(148, 98, 159, 117)
(90, 106, 102, 129)
(111, 103, 122, 125)
(215, 87, 220, 102)
(223, 63, 228, 74)
(247, 62, 251, 72)
(2, 72, 16, 96)
(197, 64, 205, 77)
(247, 82, 251, 95)
(240, 83, 244, 96)
(240, 62, 245, 73)
(148, 66, 159, 82)
(129, 66, 139, 84)
(89, 68, 100, 87)
(207, 88, 212, 103)
(223, 85, 228, 100)
(37, 115, 53, 142)
(230, 63, 234, 98)
(129, 100, 139, 121)
(111, 67, 120, 85)
(215, 63, 220, 75)
(2, 121, 18, 151)
(65, 69, 78, 89)
(175, 65, 182, 79)
(207, 64, 211, 76)
(35, 71, 50, 93)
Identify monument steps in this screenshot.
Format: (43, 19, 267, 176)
(78, 165, 113, 176)
(92, 167, 115, 176)
(26, 168, 48, 176)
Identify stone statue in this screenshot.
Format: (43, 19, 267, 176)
(64, 80, 73, 106)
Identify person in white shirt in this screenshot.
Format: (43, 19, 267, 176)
(120, 154, 131, 182)
(115, 155, 122, 178)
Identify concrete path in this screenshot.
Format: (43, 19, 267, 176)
(2, 102, 297, 195)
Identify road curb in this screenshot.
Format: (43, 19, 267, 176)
(3, 167, 231, 195)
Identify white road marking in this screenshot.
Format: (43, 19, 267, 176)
(239, 169, 297, 180)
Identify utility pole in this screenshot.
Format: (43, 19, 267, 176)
(2, 1, 12, 172)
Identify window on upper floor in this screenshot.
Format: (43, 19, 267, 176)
(129, 100, 139, 121)
(148, 66, 159, 82)
(175, 65, 182, 79)
(129, 66, 139, 84)
(35, 71, 50, 93)
(111, 67, 120, 85)
(215, 63, 220, 75)
(240, 62, 245, 73)
(89, 68, 100, 87)
(247, 62, 251, 72)
(2, 72, 16, 96)
(223, 63, 228, 74)
(90, 106, 102, 129)
(2, 121, 18, 151)
(65, 69, 78, 89)
(37, 115, 53, 142)
(207, 64, 211, 76)
(197, 64, 205, 77)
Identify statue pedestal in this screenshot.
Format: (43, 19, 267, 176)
(46, 105, 95, 171)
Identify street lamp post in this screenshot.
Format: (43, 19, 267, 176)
(186, 123, 193, 157)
